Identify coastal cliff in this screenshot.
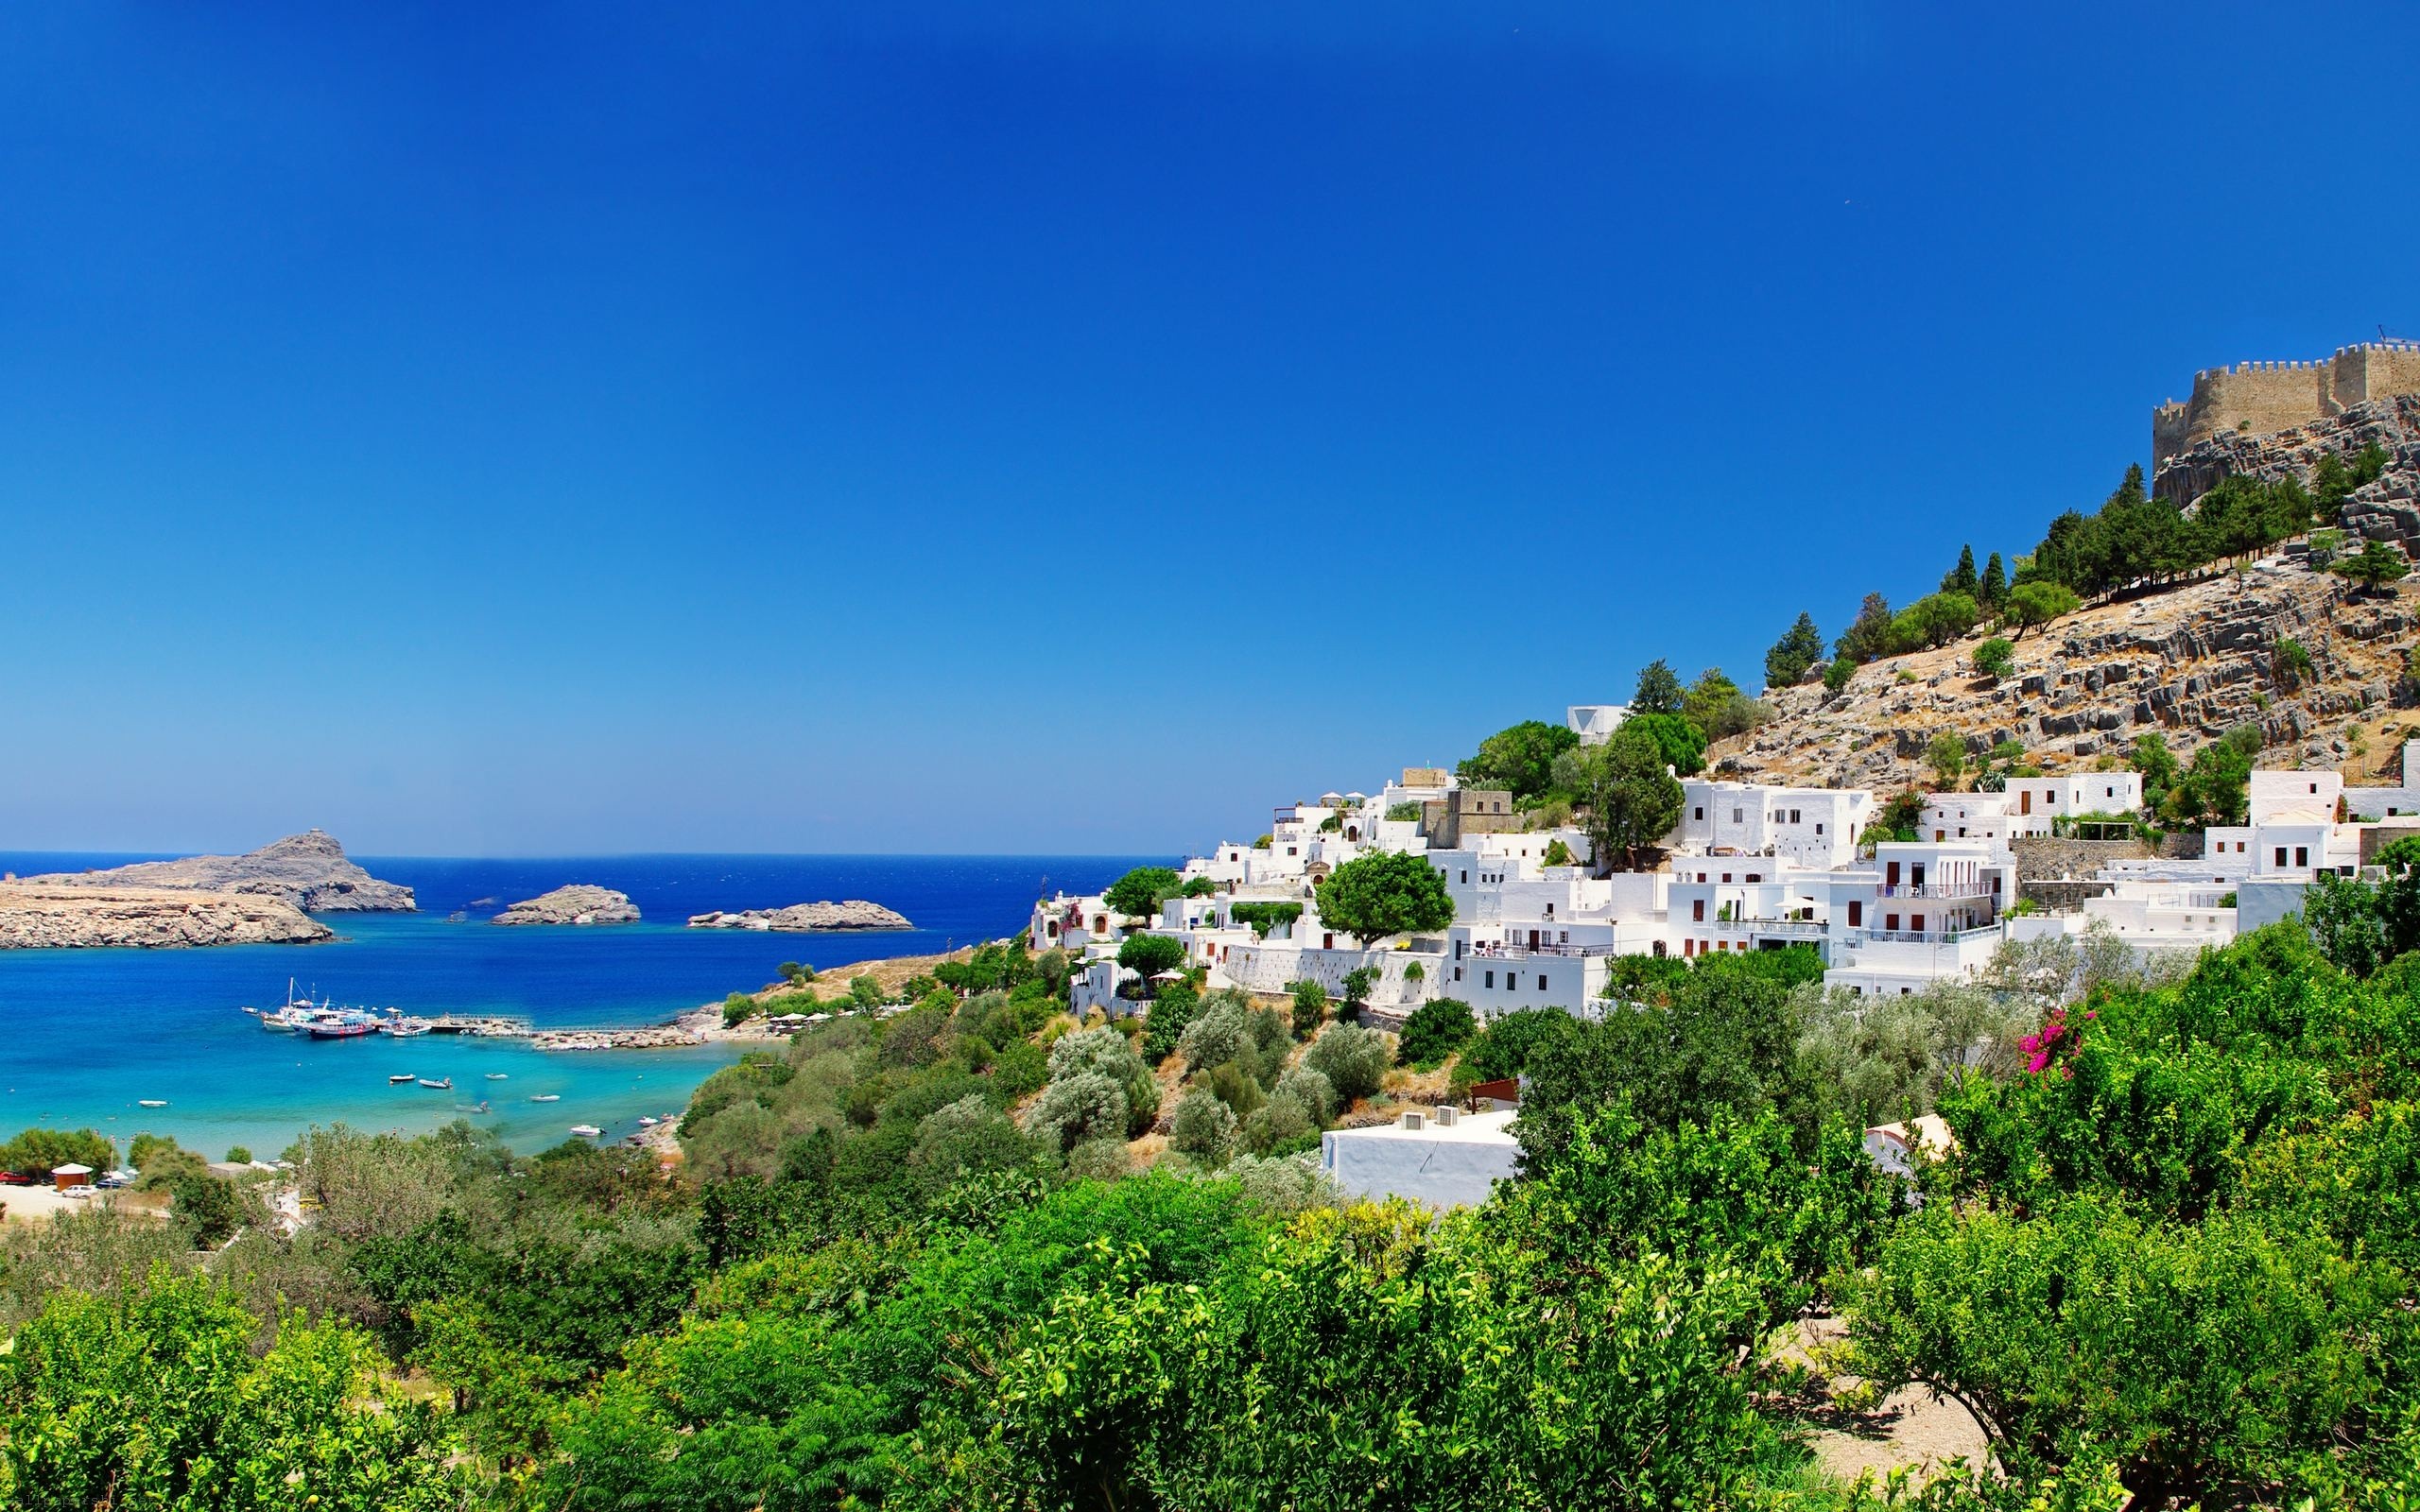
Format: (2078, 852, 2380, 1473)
(493, 885, 641, 926)
(22, 830, 415, 913)
(688, 901, 912, 932)
(0, 883, 334, 949)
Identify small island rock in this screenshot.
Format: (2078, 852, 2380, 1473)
(686, 900, 912, 932)
(493, 885, 641, 927)
(22, 830, 415, 913)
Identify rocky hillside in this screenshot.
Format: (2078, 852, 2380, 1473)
(2155, 393, 2420, 534)
(0, 883, 334, 949)
(22, 830, 415, 912)
(1724, 554, 2417, 792)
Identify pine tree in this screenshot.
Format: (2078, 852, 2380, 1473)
(1942, 543, 1979, 595)
(1632, 659, 1685, 714)
(1763, 611, 1825, 691)
(1979, 552, 2008, 607)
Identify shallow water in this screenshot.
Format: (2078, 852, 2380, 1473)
(0, 852, 1149, 1160)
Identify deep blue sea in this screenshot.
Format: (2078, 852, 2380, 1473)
(0, 854, 1150, 1162)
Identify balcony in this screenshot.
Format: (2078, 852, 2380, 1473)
(1849, 925, 2003, 946)
(1876, 882, 1998, 900)
(1466, 940, 1622, 960)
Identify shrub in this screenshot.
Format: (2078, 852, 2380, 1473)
(1178, 999, 1253, 1073)
(223, 1145, 252, 1165)
(1395, 997, 1478, 1068)
(1116, 933, 1185, 988)
(1304, 1023, 1391, 1106)
(1168, 1088, 1237, 1164)
(1971, 636, 2016, 679)
(1270, 1066, 1338, 1125)
(1140, 985, 1201, 1063)
(1824, 656, 1856, 695)
(1021, 1073, 1129, 1153)
(722, 992, 757, 1028)
(1288, 978, 1327, 1039)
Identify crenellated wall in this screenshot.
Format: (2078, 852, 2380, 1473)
(2152, 343, 2420, 465)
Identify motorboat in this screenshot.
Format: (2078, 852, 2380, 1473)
(484, 1073, 509, 1080)
(137, 1099, 168, 1108)
(528, 1093, 561, 1103)
(418, 1077, 453, 1091)
(570, 1124, 603, 1138)
(389, 1074, 417, 1084)
(636, 1116, 660, 1127)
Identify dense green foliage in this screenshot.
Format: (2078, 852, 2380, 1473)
(1103, 866, 1184, 920)
(1312, 849, 1456, 945)
(1555, 722, 1685, 870)
(16, 924, 2420, 1509)
(1454, 717, 1579, 802)
(1765, 610, 1826, 690)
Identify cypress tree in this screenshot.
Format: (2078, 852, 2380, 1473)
(1942, 543, 1979, 595)
(1979, 552, 2008, 607)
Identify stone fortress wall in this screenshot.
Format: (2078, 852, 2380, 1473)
(2153, 342, 2420, 465)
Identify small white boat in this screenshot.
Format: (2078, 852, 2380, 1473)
(418, 1077, 453, 1091)
(570, 1124, 603, 1138)
(388, 1074, 416, 1085)
(637, 1116, 659, 1127)
(529, 1093, 561, 1103)
(137, 1099, 168, 1108)
(484, 1073, 509, 1080)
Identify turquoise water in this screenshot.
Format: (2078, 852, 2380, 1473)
(0, 853, 1148, 1160)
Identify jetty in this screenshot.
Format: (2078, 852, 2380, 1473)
(418, 1013, 537, 1037)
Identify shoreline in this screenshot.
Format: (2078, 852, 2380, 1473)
(527, 942, 988, 1052)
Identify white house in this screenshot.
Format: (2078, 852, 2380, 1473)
(1321, 1106, 1521, 1210)
(1670, 781, 1870, 868)
(1566, 704, 1631, 745)
(1922, 791, 2014, 844)
(2002, 773, 2145, 836)
(2250, 769, 2343, 826)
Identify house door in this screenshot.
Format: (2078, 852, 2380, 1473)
(1886, 861, 1900, 886)
(2019, 791, 2031, 815)
(1528, 929, 1540, 949)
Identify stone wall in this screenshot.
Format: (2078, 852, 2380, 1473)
(2011, 836, 2152, 882)
(2153, 343, 2420, 469)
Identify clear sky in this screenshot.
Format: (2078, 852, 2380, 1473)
(6, 3, 2418, 856)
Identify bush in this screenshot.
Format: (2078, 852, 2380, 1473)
(1824, 656, 1856, 695)
(223, 1146, 252, 1165)
(1304, 1023, 1391, 1106)
(1167, 1088, 1237, 1164)
(1177, 998, 1253, 1073)
(1021, 1073, 1129, 1153)
(1140, 984, 1201, 1063)
(1972, 636, 2016, 679)
(0, 1127, 114, 1179)
(1395, 997, 1478, 1068)
(1271, 1066, 1337, 1125)
(1044, 1026, 1160, 1136)
(1288, 978, 1327, 1039)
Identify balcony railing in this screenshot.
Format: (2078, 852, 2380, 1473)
(1467, 941, 1622, 959)
(1850, 924, 2003, 946)
(1877, 882, 1997, 900)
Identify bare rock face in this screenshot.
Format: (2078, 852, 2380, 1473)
(493, 885, 640, 926)
(1726, 555, 2415, 790)
(22, 831, 415, 913)
(687, 901, 913, 932)
(2154, 394, 2420, 541)
(0, 883, 335, 949)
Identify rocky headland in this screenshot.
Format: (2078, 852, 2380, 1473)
(0, 883, 334, 950)
(21, 831, 415, 913)
(686, 901, 912, 932)
(492, 885, 640, 926)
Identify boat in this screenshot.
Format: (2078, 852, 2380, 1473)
(637, 1115, 659, 1127)
(529, 1093, 561, 1103)
(388, 1074, 417, 1084)
(137, 1099, 167, 1108)
(484, 1073, 509, 1080)
(245, 977, 325, 1031)
(418, 1077, 453, 1091)
(570, 1124, 603, 1138)
(305, 1017, 381, 1040)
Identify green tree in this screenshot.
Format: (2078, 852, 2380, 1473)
(1631, 658, 1685, 714)
(1454, 719, 1580, 802)
(1979, 550, 2008, 607)
(1925, 732, 1969, 790)
(1103, 866, 1184, 920)
(1835, 592, 1894, 663)
(0, 1128, 113, 1179)
(1313, 850, 1457, 946)
(1763, 611, 1825, 691)
(1823, 655, 1856, 695)
(1553, 725, 1685, 872)
(1620, 711, 1708, 777)
(1116, 933, 1186, 991)
(1339, 966, 1375, 1023)
(1396, 997, 1478, 1068)
(1303, 1022, 1391, 1104)
(1683, 667, 1768, 741)
(2005, 579, 2082, 638)
(1288, 978, 1328, 1039)
(1972, 636, 2016, 680)
(2164, 725, 2261, 827)
(2333, 539, 2411, 592)
(1942, 542, 1979, 595)
(2130, 731, 2181, 812)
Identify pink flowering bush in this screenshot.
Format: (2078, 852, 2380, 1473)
(2017, 1005, 2093, 1075)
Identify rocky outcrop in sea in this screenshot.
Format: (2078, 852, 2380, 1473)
(492, 885, 641, 926)
(686, 901, 912, 932)
(0, 883, 335, 949)
(22, 830, 416, 913)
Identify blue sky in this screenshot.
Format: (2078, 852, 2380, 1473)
(5, 3, 2417, 856)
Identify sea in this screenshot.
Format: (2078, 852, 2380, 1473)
(0, 853, 1151, 1163)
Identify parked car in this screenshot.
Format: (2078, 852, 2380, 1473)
(0, 1170, 38, 1186)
